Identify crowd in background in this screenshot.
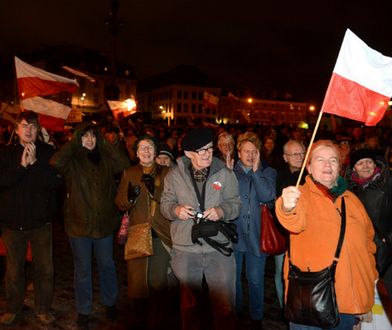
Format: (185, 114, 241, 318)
(0, 115, 392, 330)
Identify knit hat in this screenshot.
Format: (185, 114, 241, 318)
(182, 128, 215, 151)
(350, 148, 377, 168)
(157, 143, 174, 160)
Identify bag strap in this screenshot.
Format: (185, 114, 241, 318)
(189, 164, 207, 213)
(288, 197, 346, 272)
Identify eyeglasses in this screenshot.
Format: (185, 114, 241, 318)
(285, 152, 305, 158)
(195, 146, 214, 156)
(138, 145, 154, 152)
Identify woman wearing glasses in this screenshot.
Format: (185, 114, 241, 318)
(115, 135, 172, 329)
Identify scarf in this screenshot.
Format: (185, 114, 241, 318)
(350, 166, 381, 188)
(192, 166, 209, 183)
(312, 176, 347, 202)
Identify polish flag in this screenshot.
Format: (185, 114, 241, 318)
(107, 98, 137, 120)
(62, 66, 96, 83)
(322, 29, 392, 126)
(203, 91, 219, 109)
(15, 57, 79, 131)
(227, 92, 240, 101)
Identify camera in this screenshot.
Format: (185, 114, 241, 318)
(194, 211, 204, 221)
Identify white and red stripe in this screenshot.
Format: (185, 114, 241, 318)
(203, 91, 219, 109)
(322, 29, 392, 126)
(15, 57, 79, 131)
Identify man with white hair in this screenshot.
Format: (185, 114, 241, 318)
(160, 127, 241, 330)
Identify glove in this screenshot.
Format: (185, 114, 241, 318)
(127, 184, 141, 204)
(141, 174, 155, 195)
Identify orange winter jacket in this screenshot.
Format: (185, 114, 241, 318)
(275, 176, 378, 315)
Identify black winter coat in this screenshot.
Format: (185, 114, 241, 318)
(0, 140, 63, 230)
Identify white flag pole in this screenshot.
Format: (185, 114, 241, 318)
(295, 108, 325, 188)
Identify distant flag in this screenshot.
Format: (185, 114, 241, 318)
(107, 98, 137, 120)
(227, 92, 240, 101)
(0, 102, 20, 124)
(203, 91, 219, 109)
(15, 57, 79, 131)
(62, 66, 96, 83)
(322, 29, 392, 126)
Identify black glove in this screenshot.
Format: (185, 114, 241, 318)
(127, 184, 141, 204)
(141, 174, 155, 195)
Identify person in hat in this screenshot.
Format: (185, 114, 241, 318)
(345, 148, 392, 322)
(155, 142, 175, 167)
(160, 127, 241, 330)
(0, 111, 63, 325)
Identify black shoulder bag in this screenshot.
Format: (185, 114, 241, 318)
(284, 197, 346, 329)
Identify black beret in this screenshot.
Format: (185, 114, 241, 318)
(350, 149, 377, 168)
(182, 128, 215, 151)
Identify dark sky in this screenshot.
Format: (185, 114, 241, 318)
(1, 0, 391, 105)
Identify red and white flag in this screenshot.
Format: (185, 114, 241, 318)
(15, 57, 79, 131)
(62, 66, 96, 83)
(107, 98, 137, 120)
(227, 92, 240, 101)
(322, 29, 392, 126)
(203, 91, 219, 109)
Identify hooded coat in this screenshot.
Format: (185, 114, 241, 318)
(50, 123, 129, 238)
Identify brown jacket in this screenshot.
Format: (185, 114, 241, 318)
(275, 176, 377, 314)
(115, 163, 171, 298)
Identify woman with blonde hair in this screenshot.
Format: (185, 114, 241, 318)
(233, 132, 277, 329)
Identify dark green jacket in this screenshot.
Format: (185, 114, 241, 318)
(50, 124, 130, 238)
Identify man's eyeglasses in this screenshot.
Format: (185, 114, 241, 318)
(285, 152, 305, 158)
(138, 145, 154, 152)
(195, 146, 214, 156)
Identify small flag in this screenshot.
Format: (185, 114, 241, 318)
(107, 98, 137, 120)
(322, 29, 392, 126)
(203, 91, 219, 109)
(62, 66, 96, 83)
(227, 92, 240, 101)
(15, 57, 79, 131)
(0, 102, 20, 124)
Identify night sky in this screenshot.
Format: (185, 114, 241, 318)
(1, 0, 391, 105)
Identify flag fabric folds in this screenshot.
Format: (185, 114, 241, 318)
(322, 29, 392, 126)
(15, 57, 79, 131)
(203, 91, 219, 109)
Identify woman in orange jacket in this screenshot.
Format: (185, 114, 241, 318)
(275, 140, 377, 330)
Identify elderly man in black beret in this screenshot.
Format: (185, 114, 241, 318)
(160, 127, 241, 330)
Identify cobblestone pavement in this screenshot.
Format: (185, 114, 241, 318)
(0, 221, 288, 330)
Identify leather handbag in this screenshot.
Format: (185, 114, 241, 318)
(284, 197, 346, 328)
(260, 204, 286, 255)
(124, 222, 153, 260)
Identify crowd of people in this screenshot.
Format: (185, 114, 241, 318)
(0, 112, 391, 330)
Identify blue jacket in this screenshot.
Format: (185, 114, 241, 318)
(233, 160, 277, 256)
